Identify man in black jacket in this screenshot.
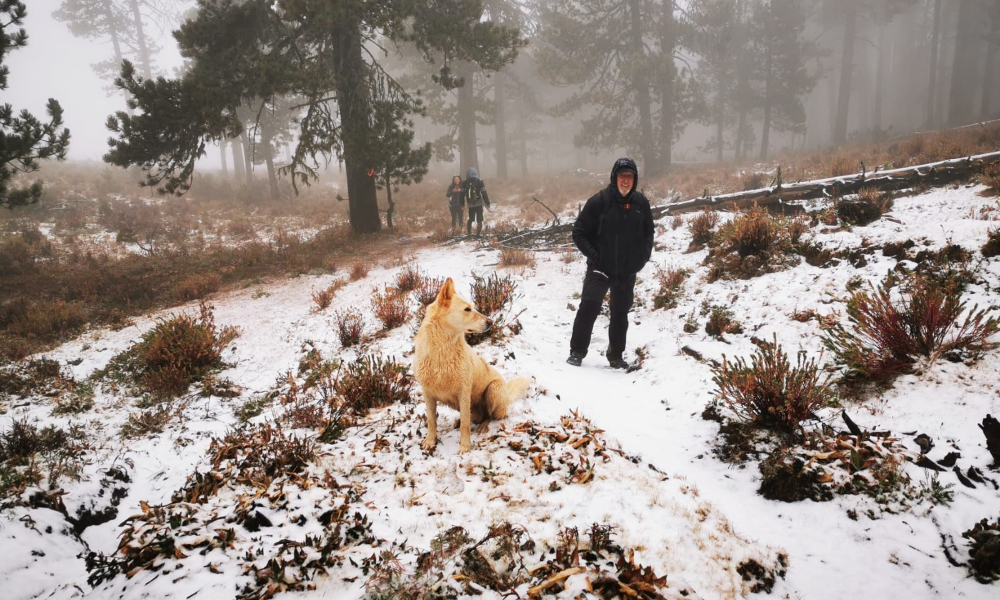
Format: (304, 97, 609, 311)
(462, 167, 491, 236)
(567, 157, 654, 369)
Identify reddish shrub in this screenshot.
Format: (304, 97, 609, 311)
(371, 288, 410, 330)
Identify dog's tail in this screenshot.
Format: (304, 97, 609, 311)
(485, 377, 532, 419)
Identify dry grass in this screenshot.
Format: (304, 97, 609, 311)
(983, 228, 1000, 258)
(687, 210, 720, 246)
(652, 265, 689, 310)
(334, 308, 366, 347)
(371, 287, 411, 331)
(393, 264, 424, 293)
(498, 247, 536, 268)
(349, 262, 371, 281)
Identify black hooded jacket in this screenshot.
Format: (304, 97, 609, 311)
(572, 160, 654, 277)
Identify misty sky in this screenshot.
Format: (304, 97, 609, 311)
(6, 0, 184, 161)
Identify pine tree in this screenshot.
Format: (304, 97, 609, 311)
(752, 0, 820, 160)
(536, 0, 666, 174)
(104, 0, 523, 234)
(686, 0, 740, 162)
(1, 1, 71, 209)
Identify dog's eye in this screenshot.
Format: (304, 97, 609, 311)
(464, 307, 472, 312)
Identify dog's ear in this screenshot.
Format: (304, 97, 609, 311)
(436, 277, 455, 308)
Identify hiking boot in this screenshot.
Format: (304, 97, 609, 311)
(608, 356, 629, 370)
(566, 352, 584, 367)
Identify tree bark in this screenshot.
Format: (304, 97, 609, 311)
(716, 97, 725, 163)
(334, 18, 380, 233)
(516, 92, 528, 178)
(760, 45, 773, 161)
(457, 60, 479, 176)
(948, 0, 983, 125)
(494, 72, 508, 178)
(262, 125, 279, 202)
(873, 0, 887, 131)
(628, 0, 656, 174)
(240, 132, 253, 187)
(231, 136, 247, 184)
(982, 40, 996, 119)
(128, 0, 152, 78)
(219, 140, 228, 177)
(657, 0, 676, 173)
(924, 0, 942, 126)
(834, 0, 858, 144)
(385, 175, 395, 230)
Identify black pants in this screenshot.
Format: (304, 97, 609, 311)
(450, 207, 463, 229)
(570, 269, 636, 361)
(467, 206, 484, 234)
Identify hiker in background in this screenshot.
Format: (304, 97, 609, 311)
(566, 157, 654, 370)
(462, 167, 491, 236)
(446, 175, 464, 233)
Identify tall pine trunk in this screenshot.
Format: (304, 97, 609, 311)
(628, 0, 656, 174)
(873, 1, 887, 131)
(982, 11, 999, 119)
(128, 0, 152, 78)
(240, 132, 253, 187)
(657, 0, 676, 173)
(457, 61, 479, 176)
(334, 18, 380, 233)
(494, 73, 508, 178)
(834, 0, 858, 145)
(219, 140, 228, 177)
(925, 0, 942, 126)
(385, 175, 395, 230)
(516, 93, 528, 178)
(231, 137, 247, 184)
(760, 46, 773, 161)
(948, 0, 982, 125)
(262, 125, 279, 202)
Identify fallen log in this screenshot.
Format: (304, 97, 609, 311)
(499, 150, 1000, 249)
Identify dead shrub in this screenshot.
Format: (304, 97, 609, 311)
(334, 308, 365, 347)
(742, 171, 766, 191)
(371, 287, 410, 330)
(350, 262, 370, 281)
(394, 264, 424, 293)
(717, 204, 785, 257)
(829, 156, 857, 177)
(786, 216, 810, 243)
(982, 228, 1000, 258)
(0, 419, 86, 500)
(334, 354, 413, 415)
(705, 305, 744, 338)
(120, 405, 174, 438)
(498, 247, 536, 268)
(836, 187, 893, 226)
(981, 164, 1000, 195)
(671, 213, 684, 230)
(468, 272, 521, 345)
(712, 339, 834, 433)
(652, 265, 689, 310)
(687, 209, 719, 245)
(414, 276, 446, 306)
(312, 280, 346, 312)
(103, 300, 240, 400)
(175, 272, 222, 301)
(822, 273, 1000, 382)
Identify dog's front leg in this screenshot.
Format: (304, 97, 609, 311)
(421, 395, 438, 451)
(458, 381, 474, 454)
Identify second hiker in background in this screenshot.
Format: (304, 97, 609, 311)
(446, 175, 464, 234)
(462, 167, 491, 236)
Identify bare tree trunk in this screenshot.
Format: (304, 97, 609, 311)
(219, 140, 228, 177)
(834, 0, 859, 144)
(457, 61, 479, 176)
(926, 0, 942, 126)
(128, 0, 152, 78)
(982, 8, 999, 119)
(760, 47, 773, 161)
(240, 132, 253, 187)
(657, 0, 676, 173)
(949, 0, 982, 125)
(262, 126, 279, 202)
(628, 0, 656, 174)
(385, 175, 395, 230)
(231, 137, 247, 184)
(494, 73, 508, 178)
(334, 17, 380, 233)
(517, 93, 528, 178)
(873, 0, 887, 131)
(716, 99, 725, 163)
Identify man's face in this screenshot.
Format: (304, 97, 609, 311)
(616, 171, 635, 196)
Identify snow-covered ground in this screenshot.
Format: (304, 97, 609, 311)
(2, 183, 999, 599)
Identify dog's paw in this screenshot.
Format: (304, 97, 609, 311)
(421, 438, 437, 452)
(458, 440, 473, 454)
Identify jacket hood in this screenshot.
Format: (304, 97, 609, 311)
(610, 157, 638, 198)
(466, 167, 479, 180)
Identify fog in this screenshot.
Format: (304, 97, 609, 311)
(5, 0, 998, 184)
